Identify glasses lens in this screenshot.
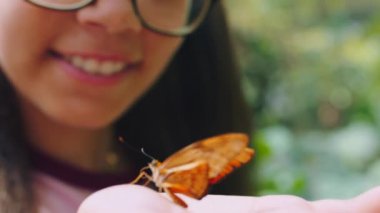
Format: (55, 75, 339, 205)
(136, 0, 211, 34)
(27, 0, 92, 10)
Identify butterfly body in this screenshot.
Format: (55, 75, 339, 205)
(131, 133, 254, 208)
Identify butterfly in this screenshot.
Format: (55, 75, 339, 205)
(130, 133, 254, 208)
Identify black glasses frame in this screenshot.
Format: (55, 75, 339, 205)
(25, 0, 217, 37)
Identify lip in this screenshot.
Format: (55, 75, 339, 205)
(50, 50, 142, 86)
(63, 51, 133, 62)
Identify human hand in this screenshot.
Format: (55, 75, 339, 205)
(77, 184, 380, 213)
(77, 185, 185, 213)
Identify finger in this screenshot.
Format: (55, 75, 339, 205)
(185, 194, 257, 212)
(313, 186, 380, 213)
(181, 194, 314, 212)
(77, 184, 186, 213)
(351, 186, 380, 212)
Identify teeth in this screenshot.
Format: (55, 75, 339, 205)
(68, 56, 126, 75)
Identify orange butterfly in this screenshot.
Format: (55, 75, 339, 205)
(130, 133, 254, 208)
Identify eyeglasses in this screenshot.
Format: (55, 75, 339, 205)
(25, 0, 216, 37)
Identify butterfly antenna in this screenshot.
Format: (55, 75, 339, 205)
(141, 148, 156, 161)
(117, 136, 141, 154)
(118, 136, 156, 161)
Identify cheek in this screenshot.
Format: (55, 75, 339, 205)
(142, 33, 183, 78)
(112, 33, 183, 117)
(0, 4, 62, 78)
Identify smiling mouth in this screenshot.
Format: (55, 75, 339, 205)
(49, 50, 141, 76)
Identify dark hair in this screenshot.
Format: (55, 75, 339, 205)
(116, 1, 253, 195)
(0, 1, 252, 212)
(0, 70, 32, 211)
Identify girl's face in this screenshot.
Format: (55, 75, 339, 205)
(0, 0, 183, 129)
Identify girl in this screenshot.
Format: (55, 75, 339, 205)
(0, 0, 251, 212)
(3, 0, 380, 212)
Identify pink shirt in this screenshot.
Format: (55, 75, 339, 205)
(30, 147, 140, 213)
(33, 172, 93, 213)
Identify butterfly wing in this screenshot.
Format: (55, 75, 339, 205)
(160, 133, 254, 184)
(209, 146, 253, 184)
(161, 160, 209, 199)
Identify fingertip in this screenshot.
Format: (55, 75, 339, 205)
(77, 184, 186, 213)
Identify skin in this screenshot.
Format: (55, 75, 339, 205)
(0, 0, 183, 171)
(78, 185, 380, 213)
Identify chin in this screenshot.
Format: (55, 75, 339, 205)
(52, 109, 121, 130)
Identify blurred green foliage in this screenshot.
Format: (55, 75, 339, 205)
(225, 0, 380, 199)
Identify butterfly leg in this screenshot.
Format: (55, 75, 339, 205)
(162, 182, 196, 198)
(163, 186, 188, 208)
(129, 172, 145, 184)
(158, 187, 164, 193)
(141, 173, 153, 186)
(129, 166, 152, 185)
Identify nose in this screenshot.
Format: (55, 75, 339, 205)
(76, 0, 142, 34)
